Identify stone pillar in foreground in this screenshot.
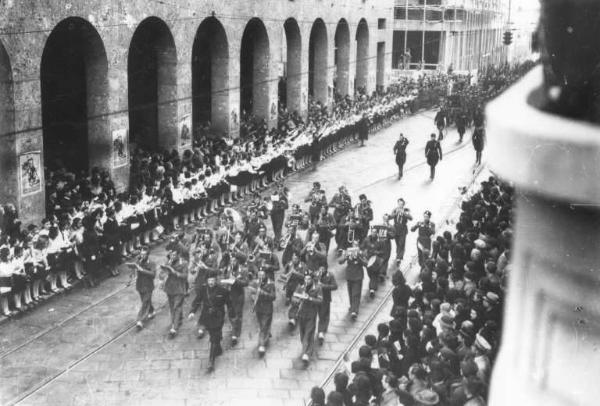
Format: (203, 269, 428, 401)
(487, 66, 600, 406)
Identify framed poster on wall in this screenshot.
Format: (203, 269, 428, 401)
(19, 151, 42, 197)
(179, 114, 192, 149)
(112, 128, 129, 169)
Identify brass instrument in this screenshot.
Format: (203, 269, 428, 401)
(347, 226, 356, 243)
(279, 232, 292, 250)
(252, 275, 266, 313)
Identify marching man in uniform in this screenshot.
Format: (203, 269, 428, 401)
(339, 241, 366, 320)
(390, 198, 413, 265)
(316, 264, 337, 345)
(128, 245, 156, 330)
(425, 133, 443, 181)
(393, 133, 409, 179)
(160, 249, 189, 338)
(291, 271, 323, 365)
(283, 252, 308, 307)
(188, 270, 231, 373)
(249, 268, 276, 356)
(411, 210, 436, 267)
(220, 256, 249, 347)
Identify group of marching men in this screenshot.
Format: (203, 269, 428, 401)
(127, 180, 438, 373)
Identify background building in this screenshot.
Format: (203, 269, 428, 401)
(391, 0, 508, 73)
(0, 0, 394, 224)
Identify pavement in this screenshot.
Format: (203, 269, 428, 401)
(0, 111, 485, 406)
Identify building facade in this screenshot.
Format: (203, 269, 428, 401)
(0, 0, 394, 224)
(391, 0, 507, 72)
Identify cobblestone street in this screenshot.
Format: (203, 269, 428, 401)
(0, 111, 484, 406)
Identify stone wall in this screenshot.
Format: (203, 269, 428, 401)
(0, 0, 394, 224)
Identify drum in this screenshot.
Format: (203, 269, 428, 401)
(366, 255, 383, 273)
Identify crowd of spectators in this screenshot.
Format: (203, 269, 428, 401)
(0, 61, 532, 320)
(308, 176, 513, 406)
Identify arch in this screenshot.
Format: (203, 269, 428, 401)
(309, 18, 328, 105)
(192, 17, 229, 137)
(240, 18, 270, 121)
(128, 17, 177, 150)
(283, 18, 302, 114)
(0, 39, 15, 203)
(355, 18, 369, 93)
(334, 19, 350, 98)
(41, 17, 109, 173)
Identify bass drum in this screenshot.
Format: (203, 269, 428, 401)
(366, 255, 384, 273)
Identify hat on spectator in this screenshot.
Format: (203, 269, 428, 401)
(460, 359, 479, 377)
(407, 309, 420, 319)
(459, 321, 476, 340)
(207, 270, 219, 279)
(440, 314, 454, 330)
(414, 389, 440, 405)
(474, 239, 487, 249)
(484, 291, 500, 305)
(474, 334, 492, 353)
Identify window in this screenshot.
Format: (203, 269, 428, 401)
(378, 18, 386, 29)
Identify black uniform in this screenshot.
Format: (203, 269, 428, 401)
(411, 220, 436, 267)
(434, 110, 446, 140)
(390, 207, 412, 262)
(270, 193, 289, 243)
(251, 277, 276, 349)
(190, 283, 231, 369)
(456, 114, 467, 142)
(393, 137, 410, 178)
(222, 263, 249, 341)
(472, 127, 486, 165)
(135, 257, 156, 324)
(425, 139, 443, 180)
(291, 282, 323, 358)
(317, 270, 338, 336)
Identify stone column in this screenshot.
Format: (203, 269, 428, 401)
(104, 29, 131, 192)
(487, 66, 600, 406)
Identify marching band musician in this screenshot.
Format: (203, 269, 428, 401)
(361, 226, 386, 298)
(301, 231, 327, 272)
(354, 194, 374, 241)
(280, 224, 305, 267)
(220, 256, 249, 346)
(128, 245, 156, 330)
(410, 210, 436, 267)
(290, 271, 323, 365)
(160, 248, 189, 338)
(315, 264, 338, 345)
(338, 241, 366, 320)
(390, 198, 413, 265)
(305, 182, 327, 225)
(249, 268, 276, 356)
(269, 183, 289, 246)
(226, 231, 250, 265)
(190, 244, 219, 339)
(188, 270, 231, 373)
(329, 185, 352, 225)
(314, 205, 336, 254)
(243, 208, 265, 243)
(251, 225, 275, 254)
(377, 214, 395, 279)
(255, 248, 280, 282)
(283, 252, 308, 307)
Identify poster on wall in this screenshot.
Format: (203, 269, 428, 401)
(179, 114, 192, 149)
(19, 151, 42, 197)
(112, 128, 129, 169)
